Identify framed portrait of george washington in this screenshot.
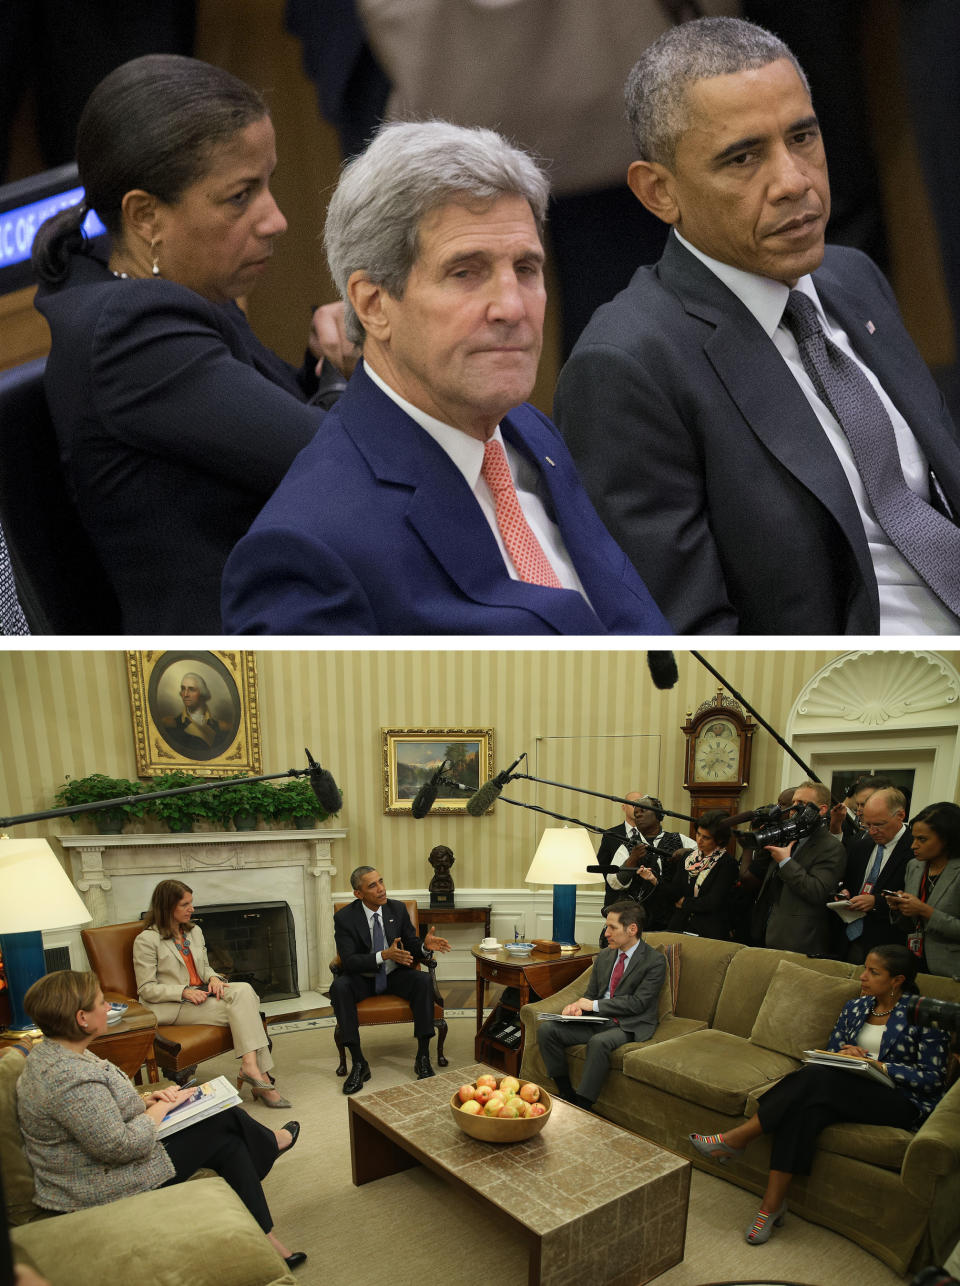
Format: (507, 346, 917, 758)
(127, 650, 262, 777)
(382, 727, 494, 815)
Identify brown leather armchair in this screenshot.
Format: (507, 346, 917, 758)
(81, 920, 268, 1083)
(330, 900, 448, 1075)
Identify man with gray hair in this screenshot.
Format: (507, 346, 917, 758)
(555, 16, 960, 636)
(221, 121, 668, 635)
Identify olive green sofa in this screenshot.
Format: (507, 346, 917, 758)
(0, 1049, 295, 1286)
(519, 932, 960, 1274)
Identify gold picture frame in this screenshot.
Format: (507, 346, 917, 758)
(382, 727, 494, 815)
(127, 650, 262, 777)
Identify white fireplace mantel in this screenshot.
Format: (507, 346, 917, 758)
(61, 829, 346, 992)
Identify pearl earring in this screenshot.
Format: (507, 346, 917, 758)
(150, 239, 161, 277)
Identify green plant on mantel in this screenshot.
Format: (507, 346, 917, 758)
(146, 771, 217, 833)
(207, 776, 281, 831)
(55, 774, 146, 833)
(273, 777, 339, 828)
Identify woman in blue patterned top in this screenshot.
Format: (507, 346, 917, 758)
(689, 943, 951, 1246)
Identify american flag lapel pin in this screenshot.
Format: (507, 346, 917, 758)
(866, 320, 876, 334)
(545, 456, 556, 467)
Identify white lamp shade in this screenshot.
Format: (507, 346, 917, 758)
(524, 827, 605, 886)
(0, 837, 92, 934)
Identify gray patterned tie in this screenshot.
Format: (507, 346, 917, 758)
(0, 525, 29, 635)
(371, 911, 387, 993)
(782, 290, 960, 615)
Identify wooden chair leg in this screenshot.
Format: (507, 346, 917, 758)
(334, 1022, 347, 1076)
(436, 1016, 448, 1067)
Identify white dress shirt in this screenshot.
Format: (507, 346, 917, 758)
(592, 939, 639, 1009)
(364, 362, 591, 604)
(676, 231, 960, 634)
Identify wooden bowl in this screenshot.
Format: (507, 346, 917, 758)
(450, 1079, 552, 1142)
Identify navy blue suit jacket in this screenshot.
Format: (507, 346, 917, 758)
(334, 898, 425, 978)
(222, 364, 669, 634)
(556, 236, 960, 634)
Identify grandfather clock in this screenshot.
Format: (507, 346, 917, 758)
(682, 691, 754, 829)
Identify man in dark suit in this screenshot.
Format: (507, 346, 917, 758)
(555, 16, 960, 635)
(221, 120, 669, 636)
(331, 866, 450, 1093)
(537, 900, 665, 1111)
(838, 787, 912, 962)
(596, 794, 691, 935)
(750, 781, 846, 956)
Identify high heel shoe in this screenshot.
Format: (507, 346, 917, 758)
(284, 1253, 307, 1270)
(688, 1132, 745, 1164)
(278, 1121, 300, 1156)
(237, 1071, 292, 1109)
(745, 1203, 787, 1245)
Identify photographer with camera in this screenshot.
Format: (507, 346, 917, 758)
(886, 802, 960, 980)
(748, 782, 846, 956)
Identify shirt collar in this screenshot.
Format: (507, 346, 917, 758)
(673, 228, 826, 338)
(363, 359, 502, 488)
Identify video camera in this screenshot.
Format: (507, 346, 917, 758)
(906, 994, 960, 1035)
(733, 801, 824, 851)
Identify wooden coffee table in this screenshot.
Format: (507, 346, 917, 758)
(349, 1062, 689, 1286)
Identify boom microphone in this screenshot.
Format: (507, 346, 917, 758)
(465, 753, 526, 817)
(304, 748, 343, 814)
(647, 651, 679, 690)
(411, 759, 449, 819)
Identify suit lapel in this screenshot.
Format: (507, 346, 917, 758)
(929, 859, 960, 908)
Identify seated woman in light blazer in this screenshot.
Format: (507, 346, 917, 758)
(133, 879, 289, 1107)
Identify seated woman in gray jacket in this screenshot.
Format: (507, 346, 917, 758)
(16, 971, 305, 1270)
(133, 878, 289, 1107)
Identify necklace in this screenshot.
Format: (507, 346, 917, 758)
(871, 1001, 897, 1018)
(175, 934, 191, 957)
(110, 270, 130, 279)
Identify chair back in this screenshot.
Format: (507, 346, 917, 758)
(81, 921, 143, 998)
(0, 358, 120, 633)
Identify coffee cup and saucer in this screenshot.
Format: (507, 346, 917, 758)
(479, 936, 501, 950)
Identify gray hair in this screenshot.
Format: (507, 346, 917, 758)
(324, 120, 551, 346)
(625, 17, 810, 167)
(349, 865, 377, 891)
(180, 671, 211, 700)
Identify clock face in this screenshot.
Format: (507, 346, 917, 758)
(693, 719, 740, 782)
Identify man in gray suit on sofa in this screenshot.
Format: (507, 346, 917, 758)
(555, 16, 960, 635)
(537, 900, 665, 1111)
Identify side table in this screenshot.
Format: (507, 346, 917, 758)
(416, 904, 491, 939)
(472, 944, 597, 1075)
(94, 1000, 159, 1083)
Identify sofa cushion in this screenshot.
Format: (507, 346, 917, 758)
(0, 1050, 43, 1225)
(749, 958, 860, 1060)
(625, 1027, 799, 1115)
(653, 941, 680, 1019)
(646, 932, 743, 1024)
(713, 945, 859, 1038)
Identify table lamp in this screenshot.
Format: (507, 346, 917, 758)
(524, 826, 604, 947)
(0, 835, 92, 1034)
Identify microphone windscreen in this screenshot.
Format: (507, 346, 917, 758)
(411, 781, 438, 819)
(465, 779, 502, 816)
(647, 651, 679, 690)
(310, 768, 343, 814)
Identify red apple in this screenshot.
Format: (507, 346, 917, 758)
(496, 1102, 521, 1118)
(527, 1102, 547, 1116)
(514, 1099, 531, 1118)
(473, 1085, 494, 1106)
(458, 1084, 477, 1103)
(460, 1099, 482, 1115)
(476, 1073, 497, 1089)
(519, 1082, 541, 1103)
(483, 1096, 505, 1117)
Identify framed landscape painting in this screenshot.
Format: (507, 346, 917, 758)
(381, 727, 494, 815)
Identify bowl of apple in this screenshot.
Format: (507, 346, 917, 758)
(451, 1074, 551, 1142)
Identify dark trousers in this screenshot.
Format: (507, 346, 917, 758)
(330, 967, 436, 1046)
(756, 1065, 918, 1176)
(537, 1018, 629, 1103)
(162, 1105, 278, 1233)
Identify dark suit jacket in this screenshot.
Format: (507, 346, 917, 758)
(35, 243, 327, 632)
(333, 898, 427, 978)
(751, 825, 847, 956)
(842, 828, 913, 952)
(555, 235, 960, 633)
(581, 939, 665, 1042)
(222, 364, 670, 635)
(669, 851, 739, 940)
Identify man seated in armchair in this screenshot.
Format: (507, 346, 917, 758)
(331, 866, 450, 1093)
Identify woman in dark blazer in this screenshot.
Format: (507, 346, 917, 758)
(31, 54, 347, 632)
(668, 809, 737, 940)
(16, 970, 306, 1270)
(690, 944, 951, 1247)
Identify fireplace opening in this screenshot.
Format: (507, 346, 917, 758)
(191, 901, 299, 1001)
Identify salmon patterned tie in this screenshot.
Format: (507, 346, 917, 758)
(480, 438, 562, 587)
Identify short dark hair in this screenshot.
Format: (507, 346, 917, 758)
(24, 970, 100, 1040)
(350, 865, 377, 891)
(912, 802, 960, 863)
(696, 808, 732, 847)
(143, 878, 193, 938)
(868, 943, 919, 995)
(33, 53, 268, 283)
(605, 900, 646, 934)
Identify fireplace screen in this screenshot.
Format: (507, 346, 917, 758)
(191, 901, 299, 1001)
